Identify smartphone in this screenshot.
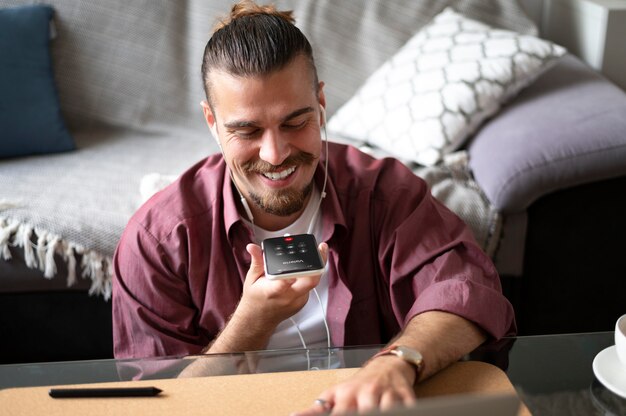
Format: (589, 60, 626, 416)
(261, 234, 325, 280)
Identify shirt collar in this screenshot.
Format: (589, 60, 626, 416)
(222, 160, 251, 243)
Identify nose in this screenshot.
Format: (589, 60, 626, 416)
(258, 130, 290, 167)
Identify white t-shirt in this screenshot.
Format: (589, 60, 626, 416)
(245, 186, 330, 350)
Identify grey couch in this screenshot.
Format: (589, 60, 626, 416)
(1, 0, 625, 364)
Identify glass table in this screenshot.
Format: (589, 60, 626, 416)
(0, 332, 624, 415)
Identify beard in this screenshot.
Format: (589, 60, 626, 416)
(250, 181, 314, 217)
(242, 151, 317, 217)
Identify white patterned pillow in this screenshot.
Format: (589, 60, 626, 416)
(327, 8, 566, 166)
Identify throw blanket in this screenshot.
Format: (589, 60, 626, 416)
(0, 128, 211, 299)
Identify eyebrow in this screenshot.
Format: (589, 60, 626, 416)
(223, 106, 315, 129)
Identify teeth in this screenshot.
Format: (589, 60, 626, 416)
(263, 166, 296, 180)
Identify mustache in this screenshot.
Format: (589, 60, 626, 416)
(241, 151, 317, 173)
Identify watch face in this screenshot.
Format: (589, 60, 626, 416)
(395, 346, 423, 367)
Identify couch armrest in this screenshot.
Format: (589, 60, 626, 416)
(468, 54, 626, 213)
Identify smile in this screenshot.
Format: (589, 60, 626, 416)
(262, 166, 296, 181)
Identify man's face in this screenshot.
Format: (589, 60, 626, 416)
(204, 55, 325, 224)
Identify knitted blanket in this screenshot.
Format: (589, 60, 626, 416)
(0, 128, 212, 299)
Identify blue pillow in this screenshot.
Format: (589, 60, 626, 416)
(0, 5, 75, 158)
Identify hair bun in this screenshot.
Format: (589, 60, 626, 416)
(214, 0, 295, 32)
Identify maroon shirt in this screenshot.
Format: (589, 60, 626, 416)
(113, 142, 516, 359)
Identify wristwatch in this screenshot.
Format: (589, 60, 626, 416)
(372, 345, 424, 379)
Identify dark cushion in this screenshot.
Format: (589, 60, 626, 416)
(0, 4, 74, 159)
(468, 54, 626, 213)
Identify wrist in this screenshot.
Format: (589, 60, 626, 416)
(369, 345, 424, 384)
(234, 301, 282, 331)
(207, 308, 276, 354)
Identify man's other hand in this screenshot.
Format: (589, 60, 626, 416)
(291, 354, 417, 415)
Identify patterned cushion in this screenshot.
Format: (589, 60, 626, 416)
(327, 8, 566, 166)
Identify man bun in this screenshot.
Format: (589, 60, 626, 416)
(214, 0, 295, 33)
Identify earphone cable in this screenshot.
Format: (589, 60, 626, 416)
(306, 123, 329, 235)
(290, 317, 308, 350)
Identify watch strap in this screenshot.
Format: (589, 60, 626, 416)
(370, 344, 424, 378)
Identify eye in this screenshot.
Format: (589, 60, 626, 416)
(231, 128, 260, 139)
(282, 120, 307, 130)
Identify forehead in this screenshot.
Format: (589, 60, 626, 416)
(208, 56, 318, 116)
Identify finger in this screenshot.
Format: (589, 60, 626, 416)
(245, 243, 265, 284)
(287, 242, 328, 290)
(385, 382, 417, 407)
(313, 396, 334, 413)
(290, 393, 334, 416)
(329, 393, 356, 415)
(289, 407, 327, 416)
(287, 243, 328, 292)
(289, 272, 322, 292)
(401, 389, 417, 407)
(355, 388, 382, 413)
(318, 242, 329, 265)
(379, 391, 404, 412)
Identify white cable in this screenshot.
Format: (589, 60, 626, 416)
(290, 317, 308, 350)
(306, 349, 313, 371)
(298, 121, 331, 359)
(306, 123, 329, 235)
(313, 286, 333, 369)
(307, 123, 332, 364)
(290, 317, 316, 370)
(312, 288, 331, 349)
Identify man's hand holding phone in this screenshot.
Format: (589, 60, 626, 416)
(238, 240, 328, 330)
(204, 241, 328, 354)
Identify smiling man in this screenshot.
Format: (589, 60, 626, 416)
(112, 1, 516, 414)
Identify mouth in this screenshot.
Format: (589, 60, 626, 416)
(261, 166, 296, 181)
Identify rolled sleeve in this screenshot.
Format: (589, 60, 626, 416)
(382, 183, 516, 340)
(112, 219, 206, 359)
(402, 245, 516, 339)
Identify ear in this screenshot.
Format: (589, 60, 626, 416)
(200, 100, 216, 129)
(317, 81, 327, 126)
(201, 100, 221, 144)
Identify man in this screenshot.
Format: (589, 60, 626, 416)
(113, 1, 515, 414)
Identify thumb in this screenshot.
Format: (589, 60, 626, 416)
(245, 243, 265, 284)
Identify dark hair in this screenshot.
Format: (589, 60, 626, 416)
(201, 0, 319, 107)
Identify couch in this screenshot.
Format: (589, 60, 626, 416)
(1, 0, 625, 364)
